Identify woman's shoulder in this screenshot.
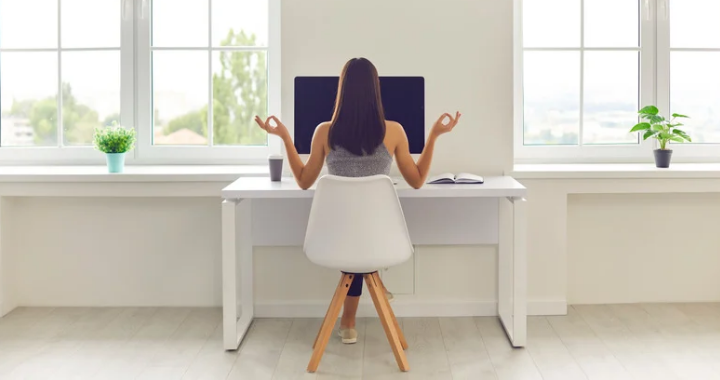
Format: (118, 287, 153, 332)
(385, 119, 403, 131)
(314, 121, 332, 137)
(384, 120, 405, 138)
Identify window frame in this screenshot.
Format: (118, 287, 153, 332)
(514, 0, 720, 164)
(135, 0, 281, 165)
(0, 0, 280, 165)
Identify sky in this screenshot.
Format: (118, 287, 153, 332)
(0, 0, 268, 122)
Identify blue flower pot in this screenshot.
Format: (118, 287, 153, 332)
(106, 153, 126, 173)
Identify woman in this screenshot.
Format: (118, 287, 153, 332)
(255, 57, 460, 344)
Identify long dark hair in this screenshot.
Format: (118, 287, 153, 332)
(328, 58, 386, 156)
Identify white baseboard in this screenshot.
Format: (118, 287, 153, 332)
(255, 299, 567, 318)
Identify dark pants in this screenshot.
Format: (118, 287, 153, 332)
(346, 272, 365, 297)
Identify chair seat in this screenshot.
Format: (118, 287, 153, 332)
(304, 175, 414, 273)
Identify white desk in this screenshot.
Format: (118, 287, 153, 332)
(220, 176, 528, 350)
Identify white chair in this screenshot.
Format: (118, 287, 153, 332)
(304, 175, 413, 373)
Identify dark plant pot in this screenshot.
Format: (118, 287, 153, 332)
(653, 149, 673, 168)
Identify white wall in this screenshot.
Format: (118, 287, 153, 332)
(280, 0, 514, 175)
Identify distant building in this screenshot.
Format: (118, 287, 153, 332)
(153, 127, 207, 145)
(1, 116, 35, 146)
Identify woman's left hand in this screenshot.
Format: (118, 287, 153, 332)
(255, 115, 290, 139)
(429, 112, 462, 138)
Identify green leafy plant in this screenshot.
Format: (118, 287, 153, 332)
(629, 105, 691, 150)
(93, 123, 136, 154)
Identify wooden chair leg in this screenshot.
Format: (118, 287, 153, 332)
(365, 273, 410, 372)
(312, 274, 345, 349)
(307, 273, 354, 373)
(373, 272, 408, 350)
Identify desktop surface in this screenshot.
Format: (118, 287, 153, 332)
(222, 176, 527, 199)
(294, 76, 425, 154)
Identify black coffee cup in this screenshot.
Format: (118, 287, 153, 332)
(269, 154, 283, 181)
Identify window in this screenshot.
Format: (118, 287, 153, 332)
(0, 0, 130, 162)
(516, 0, 720, 163)
(0, 0, 279, 164)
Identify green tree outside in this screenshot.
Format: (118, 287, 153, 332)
(9, 83, 105, 145)
(161, 29, 267, 145)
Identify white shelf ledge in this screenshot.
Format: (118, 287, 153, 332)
(513, 163, 720, 179)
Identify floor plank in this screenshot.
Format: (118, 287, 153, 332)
(316, 318, 365, 380)
(91, 307, 193, 380)
(639, 303, 720, 379)
(439, 317, 497, 379)
(525, 316, 586, 380)
(182, 322, 242, 380)
(574, 304, 679, 380)
(227, 318, 293, 380)
(271, 318, 321, 380)
(362, 316, 405, 380)
(475, 316, 542, 380)
(136, 308, 221, 380)
(546, 307, 631, 380)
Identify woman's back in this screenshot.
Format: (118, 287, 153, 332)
(326, 144, 392, 177)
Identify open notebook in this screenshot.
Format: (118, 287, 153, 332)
(427, 173, 484, 184)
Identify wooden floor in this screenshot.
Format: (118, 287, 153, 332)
(2, 304, 720, 379)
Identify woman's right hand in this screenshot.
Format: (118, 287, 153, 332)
(255, 115, 290, 139)
(429, 112, 462, 138)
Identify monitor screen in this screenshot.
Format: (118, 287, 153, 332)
(293, 76, 425, 154)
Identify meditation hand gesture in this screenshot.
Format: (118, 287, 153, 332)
(429, 112, 462, 138)
(255, 115, 290, 139)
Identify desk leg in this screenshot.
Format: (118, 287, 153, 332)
(222, 199, 254, 350)
(498, 197, 527, 347)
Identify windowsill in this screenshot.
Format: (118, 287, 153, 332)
(512, 163, 720, 179)
(3, 163, 720, 183)
(0, 165, 269, 183)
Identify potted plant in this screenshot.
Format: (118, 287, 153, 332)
(629, 105, 691, 168)
(93, 123, 136, 173)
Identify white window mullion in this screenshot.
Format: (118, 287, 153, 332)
(578, 0, 585, 147)
(135, 0, 153, 161)
(207, 0, 213, 148)
(121, 0, 137, 161)
(268, 0, 282, 156)
(512, 0, 524, 160)
(639, 0, 658, 155)
(655, 0, 670, 127)
(57, 0, 63, 148)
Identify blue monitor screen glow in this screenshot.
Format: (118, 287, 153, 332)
(293, 76, 425, 154)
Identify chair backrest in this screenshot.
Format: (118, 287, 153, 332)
(304, 175, 413, 273)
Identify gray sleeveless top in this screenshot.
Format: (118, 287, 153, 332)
(326, 144, 392, 177)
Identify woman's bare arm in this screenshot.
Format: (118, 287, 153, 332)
(255, 116, 327, 190)
(393, 112, 461, 189)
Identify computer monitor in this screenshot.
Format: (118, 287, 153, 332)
(293, 76, 425, 154)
